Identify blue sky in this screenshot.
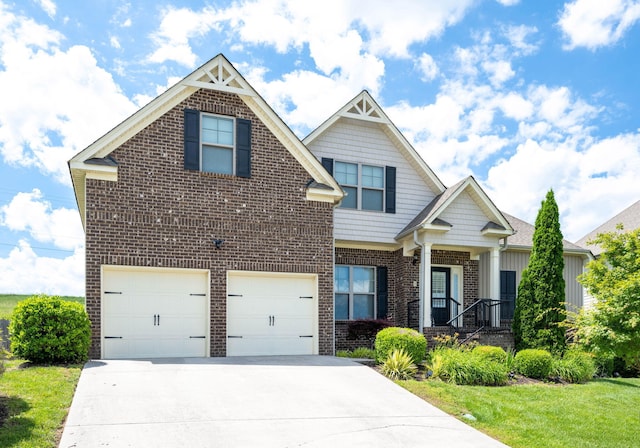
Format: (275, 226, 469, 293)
(1, 0, 639, 295)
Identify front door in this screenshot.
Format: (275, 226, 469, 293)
(431, 267, 450, 326)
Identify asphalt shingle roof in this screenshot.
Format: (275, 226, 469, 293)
(502, 212, 587, 252)
(575, 200, 640, 256)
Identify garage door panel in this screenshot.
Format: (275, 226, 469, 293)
(228, 336, 315, 356)
(275, 316, 315, 335)
(227, 272, 317, 356)
(102, 268, 208, 359)
(227, 316, 270, 336)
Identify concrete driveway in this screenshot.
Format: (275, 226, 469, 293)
(59, 356, 508, 448)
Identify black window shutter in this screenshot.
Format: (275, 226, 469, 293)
(376, 266, 388, 319)
(500, 271, 517, 320)
(321, 157, 334, 176)
(236, 118, 251, 178)
(184, 109, 200, 170)
(385, 166, 396, 214)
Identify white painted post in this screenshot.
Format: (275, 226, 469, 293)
(422, 243, 433, 328)
(490, 247, 501, 327)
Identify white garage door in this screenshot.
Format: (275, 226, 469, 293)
(227, 272, 317, 356)
(102, 267, 209, 359)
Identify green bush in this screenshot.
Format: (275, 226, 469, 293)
(514, 349, 553, 379)
(380, 348, 417, 380)
(350, 347, 375, 359)
(9, 295, 90, 363)
(430, 347, 509, 386)
(375, 327, 427, 364)
(336, 350, 350, 358)
(551, 350, 596, 383)
(472, 345, 507, 364)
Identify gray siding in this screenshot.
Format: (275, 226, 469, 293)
(308, 118, 437, 244)
(482, 249, 585, 309)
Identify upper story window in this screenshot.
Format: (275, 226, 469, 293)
(322, 158, 395, 214)
(201, 114, 234, 175)
(333, 161, 385, 211)
(183, 109, 252, 178)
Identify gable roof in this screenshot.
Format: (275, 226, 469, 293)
(303, 90, 446, 195)
(396, 176, 513, 240)
(69, 54, 343, 227)
(503, 212, 590, 254)
(575, 200, 640, 256)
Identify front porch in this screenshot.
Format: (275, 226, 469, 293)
(333, 246, 515, 353)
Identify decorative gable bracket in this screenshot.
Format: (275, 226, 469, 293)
(183, 58, 257, 98)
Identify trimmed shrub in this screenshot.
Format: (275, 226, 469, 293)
(514, 349, 553, 379)
(551, 350, 596, 383)
(375, 327, 427, 364)
(472, 345, 507, 364)
(336, 350, 350, 358)
(380, 348, 417, 380)
(10, 295, 90, 363)
(430, 347, 508, 386)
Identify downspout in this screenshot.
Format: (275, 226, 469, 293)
(414, 230, 424, 334)
(500, 235, 509, 251)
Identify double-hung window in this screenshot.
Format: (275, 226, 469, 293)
(334, 162, 385, 211)
(334, 265, 376, 320)
(183, 109, 252, 178)
(201, 114, 234, 175)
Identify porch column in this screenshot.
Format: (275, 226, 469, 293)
(489, 247, 500, 327)
(421, 243, 432, 328)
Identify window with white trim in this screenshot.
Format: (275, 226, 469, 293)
(334, 161, 384, 211)
(201, 114, 234, 175)
(334, 265, 376, 320)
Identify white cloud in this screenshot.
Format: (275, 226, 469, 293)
(559, 0, 640, 50)
(35, 0, 56, 18)
(0, 189, 83, 250)
(496, 0, 520, 5)
(504, 25, 539, 55)
(110, 35, 121, 49)
(0, 7, 137, 183)
(0, 241, 84, 295)
(147, 5, 221, 67)
(143, 1, 476, 130)
(497, 92, 534, 121)
(482, 60, 515, 86)
(416, 53, 439, 82)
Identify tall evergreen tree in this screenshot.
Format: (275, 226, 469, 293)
(512, 190, 567, 352)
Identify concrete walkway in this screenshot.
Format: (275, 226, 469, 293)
(59, 356, 509, 447)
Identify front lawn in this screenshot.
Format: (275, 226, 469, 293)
(400, 377, 640, 448)
(0, 295, 84, 320)
(0, 359, 82, 447)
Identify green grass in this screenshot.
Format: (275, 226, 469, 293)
(0, 295, 84, 320)
(400, 378, 640, 448)
(0, 359, 82, 447)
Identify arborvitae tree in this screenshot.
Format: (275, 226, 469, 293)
(513, 190, 567, 353)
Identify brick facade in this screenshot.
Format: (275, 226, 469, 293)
(333, 248, 481, 351)
(85, 88, 334, 358)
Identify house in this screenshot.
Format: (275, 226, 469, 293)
(575, 199, 639, 307)
(69, 54, 584, 359)
(70, 55, 342, 359)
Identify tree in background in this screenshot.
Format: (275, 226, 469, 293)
(576, 226, 640, 371)
(513, 190, 567, 353)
